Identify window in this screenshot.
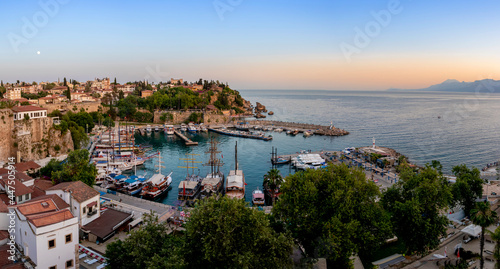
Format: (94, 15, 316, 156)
(48, 239, 55, 249)
(83, 207, 86, 213)
(49, 266, 56, 269)
(65, 234, 72, 243)
(18, 195, 22, 202)
(66, 259, 73, 268)
(25, 194, 29, 200)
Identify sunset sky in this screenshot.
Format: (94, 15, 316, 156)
(1, 0, 499, 90)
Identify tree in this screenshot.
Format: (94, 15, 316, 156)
(471, 201, 498, 269)
(63, 77, 67, 87)
(381, 165, 452, 255)
(487, 226, 500, 269)
(263, 168, 283, 206)
(51, 149, 97, 186)
(452, 164, 483, 217)
(39, 159, 63, 179)
(184, 196, 293, 269)
(105, 213, 185, 269)
(274, 164, 392, 267)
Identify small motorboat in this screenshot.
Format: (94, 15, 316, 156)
(252, 188, 265, 206)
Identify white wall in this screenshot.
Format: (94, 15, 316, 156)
(80, 196, 100, 225)
(35, 221, 78, 269)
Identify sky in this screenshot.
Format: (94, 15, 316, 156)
(1, 0, 499, 90)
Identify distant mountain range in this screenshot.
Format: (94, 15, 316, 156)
(388, 79, 500, 93)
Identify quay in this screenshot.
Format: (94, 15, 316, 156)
(246, 120, 349, 136)
(174, 130, 199, 146)
(208, 127, 273, 141)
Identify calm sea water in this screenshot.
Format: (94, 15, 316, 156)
(133, 90, 500, 205)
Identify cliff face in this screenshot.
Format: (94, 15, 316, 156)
(0, 110, 73, 162)
(0, 109, 15, 161)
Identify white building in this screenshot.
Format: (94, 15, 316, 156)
(11, 105, 47, 121)
(5, 88, 22, 100)
(45, 181, 100, 226)
(11, 196, 78, 269)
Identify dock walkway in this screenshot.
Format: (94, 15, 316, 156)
(246, 120, 349, 136)
(174, 130, 198, 146)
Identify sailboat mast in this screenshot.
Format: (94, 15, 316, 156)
(235, 141, 238, 171)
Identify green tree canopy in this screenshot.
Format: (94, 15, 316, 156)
(105, 213, 185, 269)
(381, 165, 452, 255)
(471, 201, 498, 269)
(185, 196, 293, 269)
(451, 164, 484, 216)
(274, 164, 392, 268)
(51, 149, 97, 186)
(263, 168, 283, 206)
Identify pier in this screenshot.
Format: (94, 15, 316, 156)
(208, 127, 273, 141)
(246, 120, 349, 136)
(174, 130, 199, 146)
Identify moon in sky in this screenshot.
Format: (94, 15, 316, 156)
(37, 51, 40, 55)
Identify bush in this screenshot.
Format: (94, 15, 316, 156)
(54, 145, 61, 151)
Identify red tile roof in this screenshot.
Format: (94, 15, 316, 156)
(0, 245, 25, 268)
(27, 208, 74, 228)
(0, 200, 8, 213)
(30, 194, 69, 210)
(0, 178, 34, 197)
(47, 181, 99, 203)
(15, 198, 58, 216)
(13, 161, 41, 172)
(10, 105, 47, 113)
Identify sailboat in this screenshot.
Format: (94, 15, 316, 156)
(141, 151, 173, 200)
(177, 154, 203, 205)
(226, 141, 245, 199)
(200, 137, 225, 199)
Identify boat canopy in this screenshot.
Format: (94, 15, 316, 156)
(115, 175, 126, 180)
(227, 170, 244, 188)
(178, 181, 199, 189)
(124, 178, 137, 184)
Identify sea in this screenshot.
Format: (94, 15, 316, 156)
(132, 90, 500, 205)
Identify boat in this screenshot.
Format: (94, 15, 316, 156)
(303, 130, 312, 137)
(141, 152, 173, 200)
(200, 123, 208, 132)
(226, 142, 245, 199)
(200, 137, 225, 199)
(235, 122, 250, 131)
(154, 126, 159, 132)
(180, 123, 188, 132)
(164, 124, 175, 135)
(177, 154, 203, 205)
(274, 128, 283, 133)
(188, 122, 197, 133)
(252, 188, 265, 206)
(146, 125, 152, 134)
(291, 129, 299, 136)
(272, 156, 290, 165)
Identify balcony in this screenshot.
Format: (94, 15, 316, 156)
(87, 210, 97, 217)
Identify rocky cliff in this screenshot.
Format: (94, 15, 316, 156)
(0, 109, 73, 163)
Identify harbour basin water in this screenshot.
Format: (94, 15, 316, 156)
(133, 90, 500, 206)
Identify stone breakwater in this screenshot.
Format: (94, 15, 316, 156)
(246, 120, 349, 136)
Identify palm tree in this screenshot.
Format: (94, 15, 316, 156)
(471, 201, 498, 269)
(263, 168, 283, 206)
(487, 226, 500, 269)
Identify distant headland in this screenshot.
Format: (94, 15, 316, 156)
(387, 79, 500, 93)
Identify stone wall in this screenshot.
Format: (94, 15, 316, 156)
(0, 109, 15, 162)
(153, 110, 233, 125)
(0, 111, 74, 163)
(14, 117, 74, 162)
(39, 101, 101, 114)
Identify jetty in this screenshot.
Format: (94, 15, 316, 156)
(246, 120, 349, 136)
(174, 130, 198, 146)
(208, 128, 273, 141)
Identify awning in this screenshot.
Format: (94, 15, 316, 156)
(86, 201, 97, 208)
(462, 224, 482, 237)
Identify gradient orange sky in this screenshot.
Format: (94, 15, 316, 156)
(1, 1, 499, 90)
